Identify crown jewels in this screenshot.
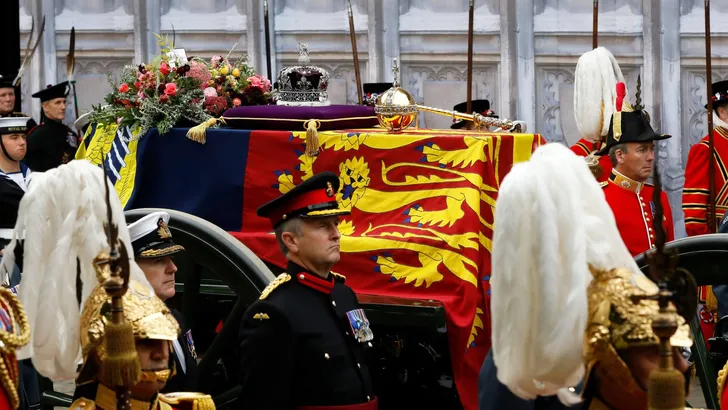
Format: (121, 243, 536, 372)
(276, 43, 331, 107)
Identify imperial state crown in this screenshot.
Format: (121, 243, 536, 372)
(276, 43, 331, 106)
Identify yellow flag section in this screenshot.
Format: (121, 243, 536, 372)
(75, 124, 141, 207)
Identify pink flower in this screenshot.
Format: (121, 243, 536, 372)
(160, 61, 171, 76)
(211, 55, 223, 68)
(119, 83, 130, 93)
(116, 117, 122, 125)
(188, 61, 212, 89)
(134, 81, 141, 89)
(137, 91, 145, 100)
(164, 83, 177, 97)
(247, 75, 271, 93)
(203, 87, 218, 98)
(232, 97, 242, 107)
(159, 94, 169, 103)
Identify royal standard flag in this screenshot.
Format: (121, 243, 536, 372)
(232, 128, 545, 410)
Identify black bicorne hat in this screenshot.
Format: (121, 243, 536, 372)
(257, 171, 350, 228)
(128, 211, 185, 259)
(451, 99, 498, 129)
(596, 110, 671, 156)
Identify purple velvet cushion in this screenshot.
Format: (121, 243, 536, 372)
(221, 104, 378, 131)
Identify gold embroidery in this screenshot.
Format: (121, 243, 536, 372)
(159, 392, 216, 410)
(259, 273, 291, 300)
(139, 245, 185, 258)
(253, 313, 270, 320)
(95, 383, 160, 410)
(331, 272, 347, 283)
(157, 218, 172, 240)
(718, 358, 728, 405)
(609, 170, 643, 193)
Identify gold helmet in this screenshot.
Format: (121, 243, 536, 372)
(583, 266, 692, 409)
(77, 279, 179, 384)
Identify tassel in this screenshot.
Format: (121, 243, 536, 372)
(185, 118, 219, 145)
(304, 119, 321, 157)
(99, 321, 141, 387)
(647, 367, 685, 409)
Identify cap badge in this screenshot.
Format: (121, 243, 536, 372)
(157, 218, 172, 239)
(326, 181, 334, 197)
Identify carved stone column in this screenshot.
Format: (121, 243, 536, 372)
(367, 0, 399, 83)
(516, 0, 536, 131)
(499, 0, 517, 119)
(247, 0, 276, 81)
(133, 0, 161, 64)
(659, 0, 684, 236)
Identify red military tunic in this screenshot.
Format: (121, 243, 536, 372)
(683, 126, 728, 236)
(569, 138, 612, 182)
(601, 170, 675, 256)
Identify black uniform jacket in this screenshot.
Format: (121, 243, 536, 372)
(24, 119, 78, 172)
(237, 261, 376, 409)
(161, 309, 199, 393)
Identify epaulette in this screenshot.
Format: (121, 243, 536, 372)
(159, 392, 216, 410)
(718, 361, 728, 406)
(259, 273, 291, 300)
(331, 272, 347, 283)
(69, 397, 96, 409)
(600, 181, 608, 188)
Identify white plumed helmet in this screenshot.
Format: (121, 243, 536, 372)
(489, 143, 656, 404)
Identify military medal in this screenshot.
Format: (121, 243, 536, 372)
(346, 309, 373, 342)
(185, 329, 198, 360)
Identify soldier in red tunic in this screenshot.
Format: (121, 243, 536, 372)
(683, 80, 728, 236)
(596, 91, 674, 256)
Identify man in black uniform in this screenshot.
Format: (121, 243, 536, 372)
(127, 211, 199, 393)
(23, 82, 77, 171)
(0, 73, 35, 125)
(238, 171, 377, 409)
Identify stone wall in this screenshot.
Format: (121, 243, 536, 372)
(18, 0, 728, 236)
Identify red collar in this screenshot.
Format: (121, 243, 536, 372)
(294, 271, 335, 294)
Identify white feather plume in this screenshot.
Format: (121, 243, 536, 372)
(574, 47, 627, 143)
(0, 160, 151, 381)
(490, 143, 655, 404)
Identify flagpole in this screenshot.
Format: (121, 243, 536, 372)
(466, 0, 475, 114)
(592, 0, 599, 49)
(347, 0, 363, 105)
(705, 0, 717, 233)
(264, 0, 273, 82)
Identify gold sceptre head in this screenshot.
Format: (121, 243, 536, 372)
(374, 59, 527, 133)
(94, 157, 140, 409)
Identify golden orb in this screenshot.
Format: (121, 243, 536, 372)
(374, 86, 418, 133)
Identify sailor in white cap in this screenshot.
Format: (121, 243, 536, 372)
(0, 116, 32, 253)
(127, 211, 199, 393)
